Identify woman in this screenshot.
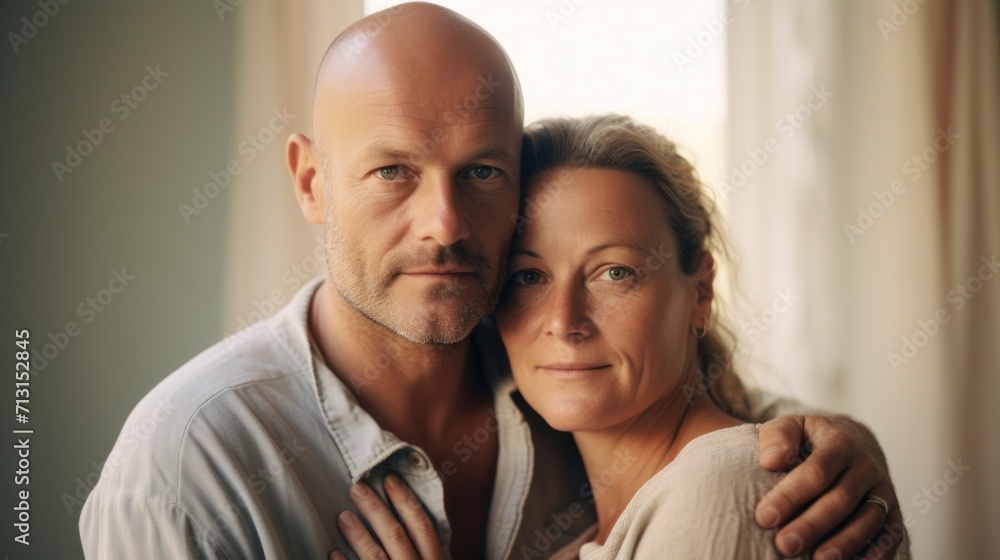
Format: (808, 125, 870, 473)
(331, 114, 908, 559)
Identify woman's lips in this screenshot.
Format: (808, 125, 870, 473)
(537, 363, 611, 379)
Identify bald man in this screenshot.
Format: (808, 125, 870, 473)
(80, 3, 904, 559)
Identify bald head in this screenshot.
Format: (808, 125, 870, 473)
(313, 2, 523, 145)
(287, 3, 526, 345)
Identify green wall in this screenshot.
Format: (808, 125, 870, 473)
(1, 0, 237, 557)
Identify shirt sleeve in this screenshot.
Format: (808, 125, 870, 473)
(80, 491, 236, 560)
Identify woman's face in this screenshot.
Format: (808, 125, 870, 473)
(496, 167, 712, 433)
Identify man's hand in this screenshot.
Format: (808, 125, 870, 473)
(756, 415, 905, 559)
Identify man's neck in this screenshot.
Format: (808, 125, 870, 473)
(308, 280, 489, 444)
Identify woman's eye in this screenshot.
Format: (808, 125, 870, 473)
(601, 267, 632, 281)
(513, 270, 542, 285)
(378, 166, 400, 180)
(469, 166, 499, 180)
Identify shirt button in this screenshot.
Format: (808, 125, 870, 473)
(408, 451, 429, 470)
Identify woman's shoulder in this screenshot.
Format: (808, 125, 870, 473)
(607, 424, 802, 559)
(641, 423, 780, 505)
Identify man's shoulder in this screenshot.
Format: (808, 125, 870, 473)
(95, 314, 319, 493)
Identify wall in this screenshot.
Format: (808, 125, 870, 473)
(1, 0, 237, 557)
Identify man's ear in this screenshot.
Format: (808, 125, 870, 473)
(286, 132, 325, 225)
(690, 252, 716, 329)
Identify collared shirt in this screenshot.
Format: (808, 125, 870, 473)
(80, 276, 596, 559)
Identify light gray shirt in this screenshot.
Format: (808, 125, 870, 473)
(79, 276, 596, 559)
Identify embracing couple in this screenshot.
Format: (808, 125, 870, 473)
(81, 3, 909, 559)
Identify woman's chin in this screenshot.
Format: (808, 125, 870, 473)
(536, 398, 613, 433)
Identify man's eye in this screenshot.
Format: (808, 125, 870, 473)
(469, 166, 500, 180)
(600, 267, 633, 281)
(513, 270, 542, 285)
(378, 166, 400, 180)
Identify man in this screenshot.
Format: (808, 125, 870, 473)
(80, 3, 904, 559)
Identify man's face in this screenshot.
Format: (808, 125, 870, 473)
(318, 61, 521, 344)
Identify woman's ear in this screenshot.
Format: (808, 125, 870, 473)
(286, 132, 325, 225)
(690, 252, 716, 330)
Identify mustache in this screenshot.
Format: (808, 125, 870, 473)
(391, 244, 493, 277)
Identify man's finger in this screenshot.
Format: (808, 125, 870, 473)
(384, 474, 445, 560)
(756, 441, 851, 533)
(758, 415, 806, 471)
(771, 454, 883, 553)
(803, 499, 887, 560)
(348, 482, 418, 559)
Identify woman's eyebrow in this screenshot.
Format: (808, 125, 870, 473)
(585, 241, 646, 256)
(509, 248, 542, 259)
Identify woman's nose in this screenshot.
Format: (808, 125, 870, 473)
(543, 282, 594, 342)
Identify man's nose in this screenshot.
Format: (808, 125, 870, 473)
(411, 174, 471, 246)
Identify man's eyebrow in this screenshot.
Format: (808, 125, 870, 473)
(355, 139, 515, 163)
(356, 141, 422, 162)
(468, 140, 516, 162)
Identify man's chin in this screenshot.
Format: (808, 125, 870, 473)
(391, 319, 477, 345)
(384, 292, 494, 343)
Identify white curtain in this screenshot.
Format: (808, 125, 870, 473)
(726, 0, 1000, 556)
(222, 0, 364, 334)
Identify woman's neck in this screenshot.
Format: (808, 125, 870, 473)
(573, 391, 742, 545)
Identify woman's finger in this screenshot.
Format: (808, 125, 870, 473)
(384, 474, 445, 560)
(348, 481, 419, 559)
(338, 510, 390, 560)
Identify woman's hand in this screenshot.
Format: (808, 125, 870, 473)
(329, 474, 446, 560)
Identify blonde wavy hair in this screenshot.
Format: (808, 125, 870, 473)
(520, 114, 751, 421)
